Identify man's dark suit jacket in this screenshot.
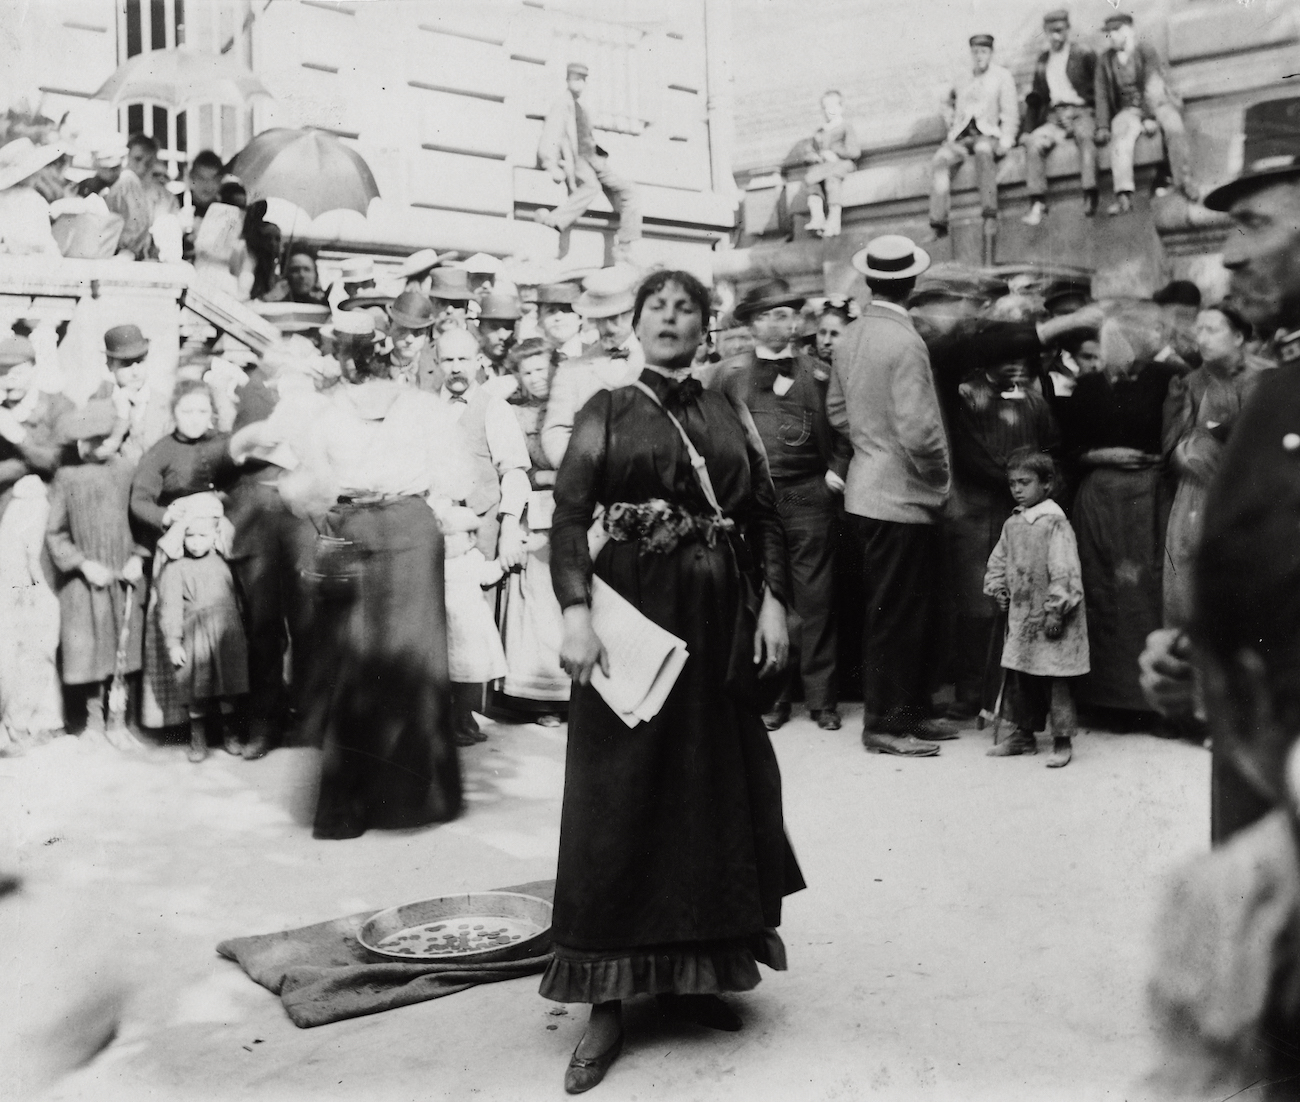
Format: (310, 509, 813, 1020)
(1023, 44, 1097, 133)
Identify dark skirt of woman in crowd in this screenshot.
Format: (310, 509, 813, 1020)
(544, 270, 803, 1093)
(1060, 308, 1177, 716)
(497, 339, 569, 722)
(285, 325, 473, 840)
(130, 380, 238, 729)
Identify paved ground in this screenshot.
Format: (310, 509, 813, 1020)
(1, 707, 1207, 1102)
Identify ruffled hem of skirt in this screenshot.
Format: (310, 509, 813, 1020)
(538, 928, 787, 1004)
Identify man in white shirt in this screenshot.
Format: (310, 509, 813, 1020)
(540, 266, 644, 469)
(436, 328, 530, 566)
(929, 34, 1019, 240)
(1022, 9, 1100, 226)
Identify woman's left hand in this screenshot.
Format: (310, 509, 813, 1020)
(497, 517, 526, 571)
(753, 589, 789, 678)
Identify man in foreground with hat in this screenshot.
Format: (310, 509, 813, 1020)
(1095, 11, 1196, 215)
(1140, 95, 1300, 845)
(710, 278, 848, 733)
(536, 280, 586, 360)
(1021, 9, 1100, 226)
(540, 266, 644, 469)
(535, 62, 641, 259)
(828, 235, 952, 754)
(382, 289, 440, 389)
(930, 34, 1019, 242)
(93, 323, 163, 463)
(475, 287, 523, 375)
(0, 335, 71, 522)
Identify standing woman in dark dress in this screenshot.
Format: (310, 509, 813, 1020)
(1061, 304, 1177, 718)
(545, 270, 805, 1094)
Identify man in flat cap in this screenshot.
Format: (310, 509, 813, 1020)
(535, 62, 642, 260)
(1095, 12, 1196, 215)
(1141, 96, 1300, 844)
(1022, 9, 1100, 226)
(710, 279, 849, 733)
(930, 34, 1019, 242)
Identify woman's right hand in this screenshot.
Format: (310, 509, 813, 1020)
(560, 605, 609, 687)
(1139, 628, 1196, 719)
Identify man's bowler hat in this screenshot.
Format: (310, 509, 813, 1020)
(733, 279, 807, 323)
(852, 235, 931, 281)
(1205, 97, 1300, 211)
(429, 267, 474, 302)
(478, 289, 524, 321)
(387, 289, 438, 330)
(104, 324, 150, 362)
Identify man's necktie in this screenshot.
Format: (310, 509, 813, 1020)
(608, 347, 631, 360)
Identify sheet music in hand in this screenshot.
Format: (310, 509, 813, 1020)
(589, 577, 690, 727)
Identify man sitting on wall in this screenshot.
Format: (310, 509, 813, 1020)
(1021, 9, 1099, 226)
(929, 34, 1019, 241)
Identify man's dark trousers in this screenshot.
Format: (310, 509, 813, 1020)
(852, 515, 941, 731)
(776, 475, 838, 711)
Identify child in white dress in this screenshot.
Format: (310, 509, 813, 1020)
(441, 506, 507, 746)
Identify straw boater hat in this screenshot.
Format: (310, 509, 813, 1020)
(337, 293, 394, 315)
(250, 302, 332, 334)
(397, 248, 440, 281)
(387, 289, 437, 330)
(851, 235, 931, 280)
(103, 324, 150, 362)
(733, 279, 806, 323)
(330, 311, 384, 345)
(0, 138, 65, 191)
(478, 288, 524, 321)
(575, 265, 640, 319)
(428, 267, 474, 302)
(1205, 96, 1300, 212)
(339, 257, 375, 285)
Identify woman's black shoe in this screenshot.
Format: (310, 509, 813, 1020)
(564, 1031, 623, 1094)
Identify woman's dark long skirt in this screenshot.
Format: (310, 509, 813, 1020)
(304, 498, 461, 839)
(1073, 466, 1168, 713)
(539, 536, 805, 1003)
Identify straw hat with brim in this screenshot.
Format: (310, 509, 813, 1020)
(104, 324, 150, 362)
(429, 268, 474, 301)
(0, 138, 65, 192)
(0, 337, 36, 371)
(56, 400, 118, 445)
(338, 294, 395, 314)
(397, 249, 440, 281)
(852, 235, 931, 280)
(576, 265, 641, 319)
(388, 290, 437, 330)
(251, 302, 332, 333)
(478, 289, 524, 321)
(332, 312, 383, 344)
(1205, 96, 1300, 212)
(339, 257, 375, 284)
(733, 279, 807, 323)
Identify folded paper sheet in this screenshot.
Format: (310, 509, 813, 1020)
(589, 577, 689, 727)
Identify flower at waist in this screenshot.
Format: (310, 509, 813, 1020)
(604, 498, 734, 553)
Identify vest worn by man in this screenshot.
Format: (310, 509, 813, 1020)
(454, 386, 503, 521)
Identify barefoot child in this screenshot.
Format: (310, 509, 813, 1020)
(982, 448, 1088, 767)
(45, 400, 147, 741)
(441, 506, 507, 747)
(157, 494, 249, 762)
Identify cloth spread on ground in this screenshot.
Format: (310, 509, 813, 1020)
(215, 880, 554, 1027)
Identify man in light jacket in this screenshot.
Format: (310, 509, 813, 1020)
(828, 235, 953, 756)
(929, 34, 1019, 239)
(534, 62, 641, 258)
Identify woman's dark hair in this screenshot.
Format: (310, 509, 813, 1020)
(1005, 447, 1055, 485)
(170, 377, 215, 413)
(190, 149, 224, 176)
(243, 200, 281, 300)
(285, 243, 317, 267)
(1201, 303, 1253, 342)
(819, 303, 853, 325)
(632, 269, 713, 329)
(506, 337, 553, 375)
(219, 179, 247, 208)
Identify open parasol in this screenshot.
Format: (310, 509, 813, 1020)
(229, 128, 379, 219)
(93, 47, 272, 111)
